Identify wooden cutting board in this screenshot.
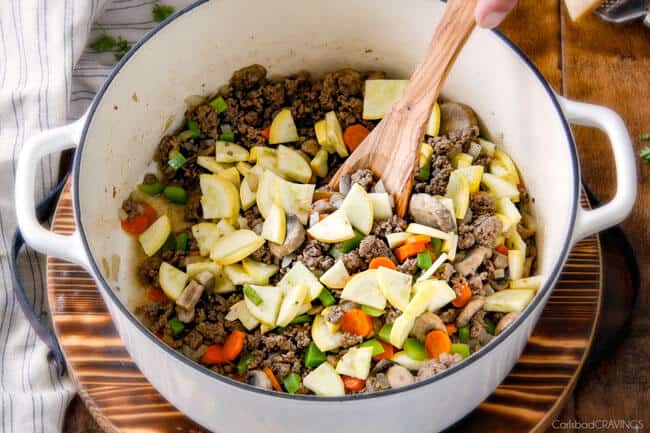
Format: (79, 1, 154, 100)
(47, 181, 602, 433)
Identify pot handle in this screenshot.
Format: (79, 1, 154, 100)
(559, 97, 638, 244)
(15, 119, 91, 271)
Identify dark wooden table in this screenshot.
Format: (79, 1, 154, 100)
(64, 1, 650, 431)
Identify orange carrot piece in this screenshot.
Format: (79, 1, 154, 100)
(342, 375, 366, 392)
(395, 242, 427, 261)
(261, 128, 270, 140)
(372, 340, 395, 361)
(263, 367, 283, 392)
(201, 345, 228, 366)
(313, 191, 334, 201)
(424, 330, 452, 359)
(495, 244, 509, 255)
(147, 287, 168, 303)
(445, 323, 458, 335)
(368, 257, 397, 270)
(120, 204, 157, 235)
(340, 309, 373, 337)
(452, 283, 472, 308)
(343, 124, 370, 152)
(407, 234, 432, 245)
(223, 330, 246, 361)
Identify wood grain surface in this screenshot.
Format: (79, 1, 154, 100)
(59, 0, 650, 431)
(49, 182, 602, 433)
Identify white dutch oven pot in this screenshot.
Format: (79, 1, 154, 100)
(15, 1, 637, 432)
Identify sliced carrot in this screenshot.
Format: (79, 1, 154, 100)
(120, 204, 157, 235)
(201, 345, 228, 366)
(313, 191, 334, 201)
(319, 213, 328, 221)
(372, 340, 395, 361)
(340, 309, 373, 337)
(261, 127, 270, 140)
(424, 330, 452, 359)
(342, 375, 366, 392)
(407, 235, 432, 245)
(223, 330, 246, 361)
(495, 244, 509, 255)
(445, 323, 458, 335)
(368, 257, 397, 270)
(343, 124, 370, 152)
(395, 242, 427, 261)
(452, 283, 472, 308)
(147, 287, 168, 303)
(263, 367, 283, 392)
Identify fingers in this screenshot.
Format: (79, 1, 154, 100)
(475, 0, 518, 28)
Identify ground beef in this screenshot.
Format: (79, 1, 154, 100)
(262, 333, 297, 352)
(350, 168, 375, 191)
(230, 64, 267, 91)
(183, 329, 204, 350)
(384, 306, 401, 325)
(155, 134, 180, 166)
(250, 244, 274, 265)
(473, 153, 492, 168)
(326, 305, 346, 324)
(340, 332, 364, 348)
(184, 188, 202, 222)
(365, 373, 391, 393)
(415, 155, 453, 196)
(121, 197, 141, 220)
(473, 215, 502, 247)
(192, 105, 218, 138)
(138, 255, 163, 286)
(282, 323, 311, 349)
(296, 240, 334, 273)
(470, 192, 496, 216)
(137, 301, 174, 333)
(195, 321, 228, 345)
(358, 236, 393, 261)
(416, 353, 463, 381)
(435, 263, 455, 282)
(470, 311, 493, 348)
(342, 250, 366, 274)
(439, 308, 458, 324)
(371, 215, 407, 238)
(242, 206, 264, 234)
(397, 258, 419, 275)
(458, 224, 476, 250)
(161, 249, 186, 270)
(467, 272, 488, 294)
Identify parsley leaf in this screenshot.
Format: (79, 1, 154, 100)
(90, 33, 116, 52)
(114, 37, 132, 61)
(640, 146, 650, 164)
(153, 3, 175, 22)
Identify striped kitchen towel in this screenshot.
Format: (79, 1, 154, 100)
(0, 1, 192, 432)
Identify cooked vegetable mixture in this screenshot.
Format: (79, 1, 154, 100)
(123, 65, 540, 396)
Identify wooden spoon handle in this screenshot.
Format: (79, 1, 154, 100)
(394, 0, 478, 118)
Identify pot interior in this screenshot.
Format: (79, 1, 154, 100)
(77, 0, 577, 312)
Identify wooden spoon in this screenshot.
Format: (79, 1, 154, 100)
(328, 0, 478, 217)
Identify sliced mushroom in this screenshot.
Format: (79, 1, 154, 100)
(495, 312, 518, 335)
(408, 194, 456, 232)
(339, 174, 352, 195)
(439, 102, 479, 136)
(176, 280, 205, 311)
(269, 215, 306, 258)
(386, 365, 415, 389)
(194, 271, 215, 291)
(329, 192, 345, 209)
(493, 252, 508, 269)
(371, 359, 394, 375)
(456, 297, 486, 328)
(410, 312, 447, 341)
(247, 370, 273, 390)
(311, 199, 336, 214)
(454, 246, 492, 276)
(176, 305, 196, 323)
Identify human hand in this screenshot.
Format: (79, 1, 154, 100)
(475, 0, 518, 28)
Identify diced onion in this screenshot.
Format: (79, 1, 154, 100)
(468, 141, 482, 159)
(184, 94, 206, 108)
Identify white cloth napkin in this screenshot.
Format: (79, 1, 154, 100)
(1, 1, 191, 432)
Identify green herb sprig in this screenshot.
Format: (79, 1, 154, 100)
(153, 3, 176, 22)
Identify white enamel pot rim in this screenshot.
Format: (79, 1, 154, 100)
(15, 0, 637, 406)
